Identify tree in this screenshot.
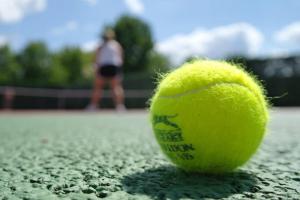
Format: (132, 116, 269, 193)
(17, 41, 51, 86)
(113, 15, 154, 72)
(0, 45, 20, 85)
(57, 47, 85, 86)
(226, 56, 247, 67)
(147, 51, 170, 73)
(47, 54, 68, 87)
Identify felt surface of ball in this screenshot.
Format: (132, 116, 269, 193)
(150, 60, 269, 173)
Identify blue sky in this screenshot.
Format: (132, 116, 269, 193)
(0, 0, 300, 63)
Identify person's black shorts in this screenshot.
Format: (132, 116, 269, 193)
(98, 64, 121, 78)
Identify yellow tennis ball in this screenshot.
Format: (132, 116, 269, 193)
(150, 60, 269, 173)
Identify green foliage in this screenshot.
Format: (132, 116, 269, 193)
(114, 15, 154, 72)
(81, 51, 94, 83)
(0, 45, 20, 85)
(47, 47, 92, 87)
(57, 47, 85, 85)
(226, 56, 247, 67)
(184, 56, 206, 64)
(147, 51, 171, 73)
(48, 54, 68, 87)
(17, 41, 52, 86)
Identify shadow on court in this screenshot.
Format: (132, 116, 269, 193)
(121, 165, 258, 200)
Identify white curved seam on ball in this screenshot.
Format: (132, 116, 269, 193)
(155, 82, 267, 119)
(158, 82, 258, 100)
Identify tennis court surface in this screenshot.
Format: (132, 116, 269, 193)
(0, 109, 299, 199)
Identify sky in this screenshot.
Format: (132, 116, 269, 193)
(0, 0, 300, 64)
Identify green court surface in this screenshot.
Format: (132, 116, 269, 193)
(0, 109, 299, 200)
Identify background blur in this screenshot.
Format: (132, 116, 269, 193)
(0, 0, 300, 109)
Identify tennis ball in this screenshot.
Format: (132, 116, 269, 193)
(150, 60, 269, 173)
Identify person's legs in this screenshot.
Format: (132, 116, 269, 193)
(110, 76, 125, 111)
(88, 76, 105, 109)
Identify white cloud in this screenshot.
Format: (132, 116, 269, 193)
(156, 23, 264, 65)
(81, 40, 98, 52)
(0, 0, 46, 23)
(0, 35, 9, 46)
(51, 21, 79, 36)
(124, 0, 144, 14)
(82, 0, 97, 6)
(275, 22, 300, 45)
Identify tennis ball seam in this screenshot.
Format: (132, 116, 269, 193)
(156, 82, 267, 118)
(157, 82, 258, 100)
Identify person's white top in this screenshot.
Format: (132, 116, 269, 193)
(97, 40, 122, 67)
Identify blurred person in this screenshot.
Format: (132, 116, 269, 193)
(3, 87, 15, 110)
(87, 29, 125, 111)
